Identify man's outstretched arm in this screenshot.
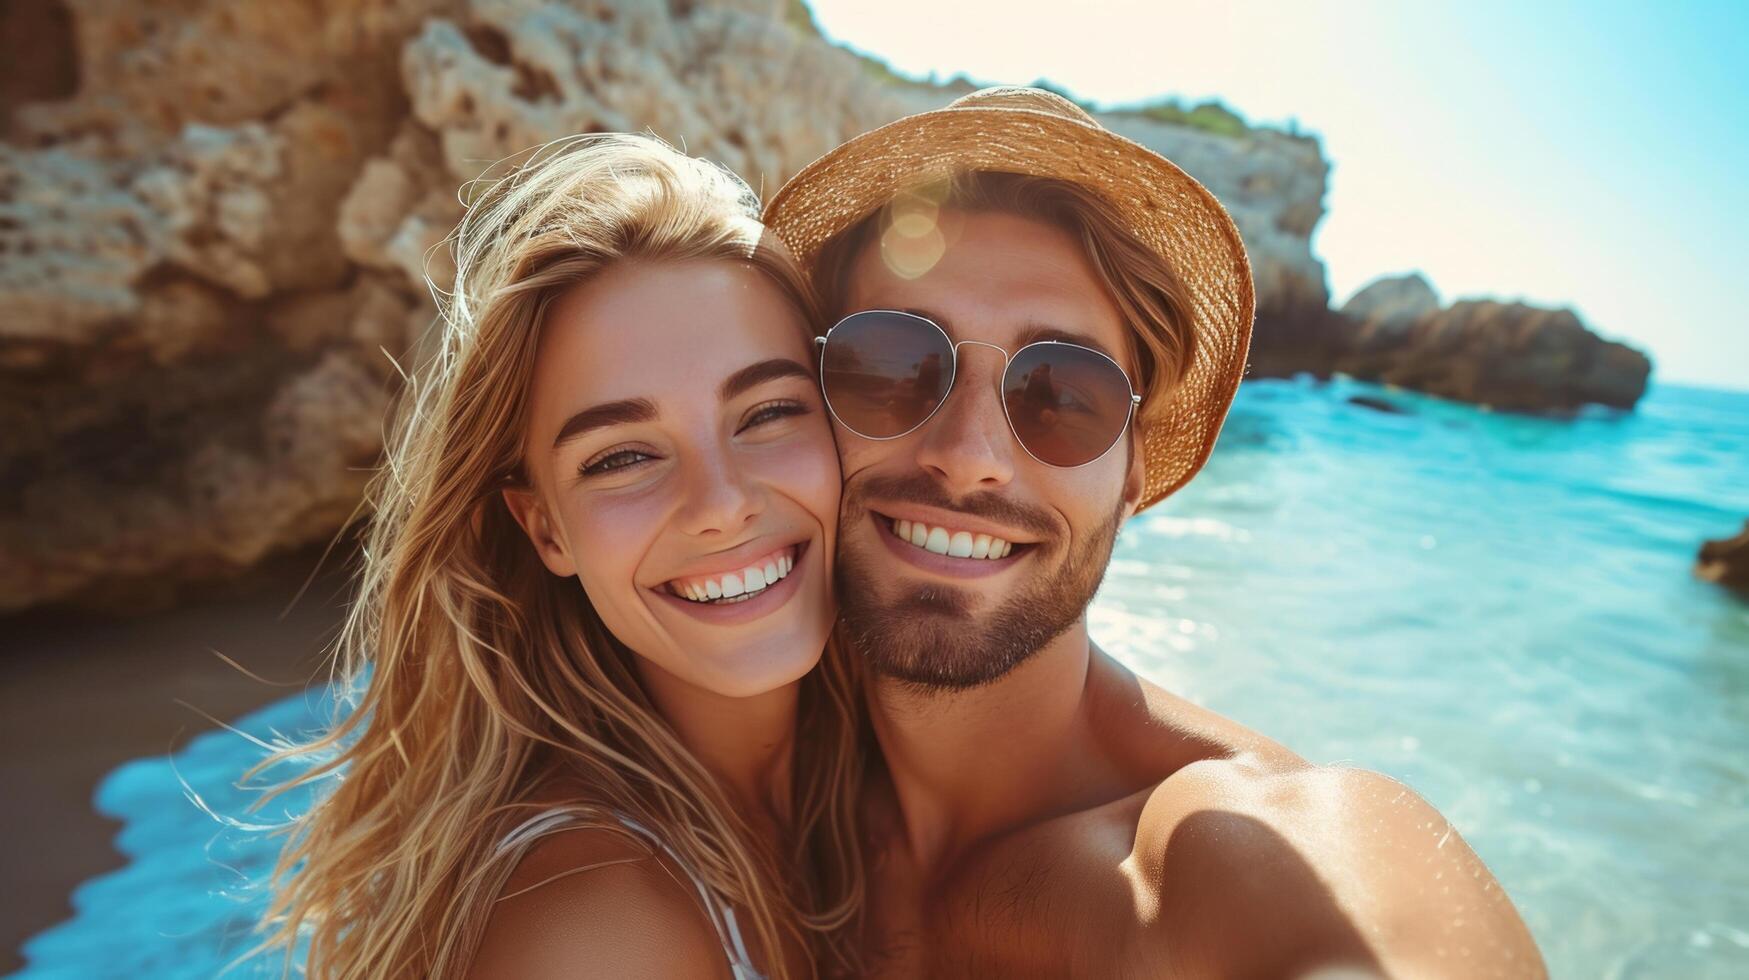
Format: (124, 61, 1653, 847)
(1126, 756, 1547, 979)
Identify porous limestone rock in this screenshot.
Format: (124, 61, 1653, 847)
(2, 0, 432, 614)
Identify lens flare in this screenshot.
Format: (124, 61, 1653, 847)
(880, 189, 947, 279)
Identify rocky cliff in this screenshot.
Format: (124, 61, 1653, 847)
(0, 0, 1647, 613)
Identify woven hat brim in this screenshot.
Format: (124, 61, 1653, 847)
(763, 103, 1255, 511)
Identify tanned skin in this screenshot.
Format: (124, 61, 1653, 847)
(832, 210, 1546, 979)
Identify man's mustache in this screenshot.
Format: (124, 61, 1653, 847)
(843, 472, 1059, 541)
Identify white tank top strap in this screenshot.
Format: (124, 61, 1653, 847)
(493, 804, 765, 980)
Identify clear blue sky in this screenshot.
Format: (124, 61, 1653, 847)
(805, 0, 1749, 392)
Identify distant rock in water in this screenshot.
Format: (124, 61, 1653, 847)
(1346, 395, 1411, 415)
(1251, 273, 1651, 414)
(1340, 299, 1651, 413)
(1696, 521, 1749, 598)
(1341, 272, 1440, 336)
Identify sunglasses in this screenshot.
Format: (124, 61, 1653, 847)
(815, 310, 1142, 468)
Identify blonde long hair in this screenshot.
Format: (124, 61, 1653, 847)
(238, 133, 866, 979)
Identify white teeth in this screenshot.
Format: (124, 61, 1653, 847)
(670, 546, 797, 603)
(892, 520, 1019, 561)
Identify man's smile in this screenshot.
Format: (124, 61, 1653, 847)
(869, 509, 1040, 580)
(893, 517, 1012, 559)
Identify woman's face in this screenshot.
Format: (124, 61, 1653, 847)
(504, 258, 840, 699)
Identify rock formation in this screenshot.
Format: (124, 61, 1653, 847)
(1696, 521, 1749, 599)
(1336, 298, 1651, 412)
(1340, 272, 1441, 335)
(1249, 272, 1652, 413)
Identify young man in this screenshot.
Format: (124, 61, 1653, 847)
(765, 87, 1545, 978)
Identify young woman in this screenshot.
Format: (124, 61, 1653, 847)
(240, 134, 865, 979)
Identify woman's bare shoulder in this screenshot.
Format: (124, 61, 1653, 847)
(467, 823, 733, 979)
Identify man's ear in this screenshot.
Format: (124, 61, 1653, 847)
(501, 484, 577, 578)
(1119, 429, 1147, 521)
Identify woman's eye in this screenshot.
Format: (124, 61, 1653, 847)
(738, 399, 809, 433)
(579, 449, 655, 477)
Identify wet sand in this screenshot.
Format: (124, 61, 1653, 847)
(0, 541, 357, 974)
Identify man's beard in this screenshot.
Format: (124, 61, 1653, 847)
(835, 473, 1125, 693)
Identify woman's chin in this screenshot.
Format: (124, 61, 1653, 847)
(641, 567, 836, 698)
(694, 629, 829, 699)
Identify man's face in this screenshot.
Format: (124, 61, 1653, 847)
(832, 208, 1146, 690)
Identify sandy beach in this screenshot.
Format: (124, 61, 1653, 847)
(0, 541, 357, 974)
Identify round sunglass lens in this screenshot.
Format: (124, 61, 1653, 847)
(1003, 344, 1135, 466)
(820, 311, 954, 439)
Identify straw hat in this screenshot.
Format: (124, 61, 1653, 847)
(762, 85, 1255, 511)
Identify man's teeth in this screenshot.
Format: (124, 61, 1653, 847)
(670, 549, 796, 604)
(893, 519, 1012, 559)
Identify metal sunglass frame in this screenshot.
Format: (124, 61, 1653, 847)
(814, 309, 1144, 468)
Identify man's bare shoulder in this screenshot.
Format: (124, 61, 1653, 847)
(1128, 756, 1547, 978)
(467, 824, 733, 980)
(1087, 647, 1308, 774)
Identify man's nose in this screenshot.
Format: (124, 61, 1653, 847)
(673, 440, 764, 537)
(914, 344, 1015, 494)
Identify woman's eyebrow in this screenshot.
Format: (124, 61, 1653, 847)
(548, 359, 809, 454)
(718, 357, 812, 402)
(551, 397, 658, 452)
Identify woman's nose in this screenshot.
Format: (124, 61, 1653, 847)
(672, 441, 765, 537)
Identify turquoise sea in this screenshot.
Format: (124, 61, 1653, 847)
(13, 377, 1749, 978)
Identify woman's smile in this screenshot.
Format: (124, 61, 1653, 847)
(652, 540, 814, 625)
(662, 540, 804, 603)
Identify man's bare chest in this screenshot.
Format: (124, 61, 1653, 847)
(861, 812, 1147, 978)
